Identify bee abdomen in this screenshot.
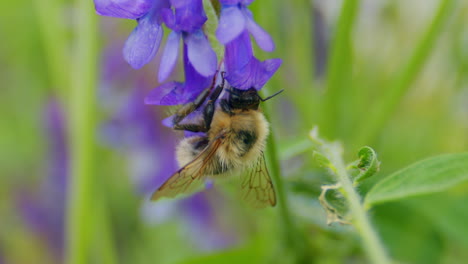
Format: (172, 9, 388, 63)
(210, 156, 232, 175)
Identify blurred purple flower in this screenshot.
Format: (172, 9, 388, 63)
(216, 0, 274, 52)
(94, 0, 170, 69)
(102, 86, 178, 194)
(16, 99, 68, 261)
(224, 31, 281, 90)
(179, 191, 239, 251)
(158, 0, 217, 82)
(146, 44, 213, 105)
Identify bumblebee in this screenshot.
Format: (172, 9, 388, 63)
(151, 74, 282, 208)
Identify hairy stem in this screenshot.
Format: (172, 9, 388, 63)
(316, 138, 391, 264)
(66, 0, 98, 263)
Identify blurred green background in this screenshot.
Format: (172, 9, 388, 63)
(1, 0, 468, 263)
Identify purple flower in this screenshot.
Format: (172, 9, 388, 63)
(146, 44, 213, 105)
(94, 0, 170, 69)
(102, 86, 178, 194)
(224, 31, 281, 90)
(94, 0, 152, 19)
(16, 99, 68, 261)
(216, 0, 274, 52)
(158, 0, 217, 82)
(179, 191, 239, 251)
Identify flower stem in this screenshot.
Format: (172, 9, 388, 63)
(262, 107, 308, 262)
(203, 0, 224, 60)
(66, 0, 98, 263)
(320, 142, 391, 264)
(265, 125, 294, 238)
(32, 0, 69, 95)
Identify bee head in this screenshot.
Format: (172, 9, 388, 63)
(227, 87, 261, 110)
(227, 87, 284, 110)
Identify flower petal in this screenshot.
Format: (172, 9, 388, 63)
(174, 0, 207, 33)
(241, 0, 254, 4)
(186, 31, 217, 77)
(216, 6, 246, 44)
(145, 81, 187, 105)
(94, 0, 152, 19)
(170, 0, 192, 8)
(224, 31, 253, 73)
(255, 58, 282, 88)
(226, 57, 282, 90)
(219, 0, 242, 4)
(123, 13, 163, 69)
(161, 8, 176, 30)
(244, 10, 275, 52)
(158, 31, 181, 82)
(162, 114, 175, 127)
(182, 44, 213, 100)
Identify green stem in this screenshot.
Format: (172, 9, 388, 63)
(265, 125, 294, 240)
(356, 0, 454, 144)
(322, 143, 391, 264)
(203, 0, 224, 60)
(322, 0, 359, 138)
(94, 196, 118, 264)
(32, 0, 69, 95)
(263, 106, 307, 262)
(66, 0, 98, 263)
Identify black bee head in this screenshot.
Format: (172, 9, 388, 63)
(226, 87, 284, 111)
(227, 87, 261, 110)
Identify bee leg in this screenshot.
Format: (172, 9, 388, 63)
(173, 123, 207, 132)
(172, 88, 212, 126)
(203, 84, 224, 130)
(172, 72, 224, 126)
(173, 72, 226, 132)
(220, 99, 233, 115)
(173, 83, 224, 133)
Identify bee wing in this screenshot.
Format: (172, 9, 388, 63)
(151, 133, 225, 201)
(241, 153, 277, 208)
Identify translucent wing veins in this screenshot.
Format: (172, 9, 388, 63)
(241, 153, 277, 208)
(151, 133, 225, 201)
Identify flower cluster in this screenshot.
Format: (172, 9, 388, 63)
(94, 0, 281, 105)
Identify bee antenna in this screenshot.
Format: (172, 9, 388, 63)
(259, 89, 284, 102)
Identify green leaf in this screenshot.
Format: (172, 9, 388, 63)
(278, 138, 313, 160)
(373, 203, 443, 264)
(313, 150, 333, 169)
(354, 146, 380, 184)
(408, 194, 468, 247)
(365, 153, 468, 207)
